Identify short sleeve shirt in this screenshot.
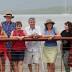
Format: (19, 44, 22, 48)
(44, 27, 57, 47)
(12, 29, 26, 51)
(61, 30, 71, 50)
(1, 21, 16, 49)
(25, 26, 41, 52)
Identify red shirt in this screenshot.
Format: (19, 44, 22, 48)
(0, 31, 6, 53)
(0, 30, 7, 60)
(0, 42, 6, 52)
(12, 29, 26, 51)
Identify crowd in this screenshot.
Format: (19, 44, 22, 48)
(0, 11, 72, 72)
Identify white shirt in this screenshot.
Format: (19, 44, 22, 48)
(25, 26, 41, 52)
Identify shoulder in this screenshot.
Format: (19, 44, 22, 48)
(11, 22, 16, 24)
(11, 22, 16, 26)
(61, 30, 65, 34)
(42, 29, 47, 34)
(11, 22, 16, 28)
(21, 29, 27, 35)
(61, 30, 66, 36)
(25, 26, 29, 31)
(11, 29, 16, 35)
(35, 25, 40, 29)
(20, 29, 25, 32)
(1, 21, 7, 28)
(1, 21, 6, 25)
(52, 27, 59, 34)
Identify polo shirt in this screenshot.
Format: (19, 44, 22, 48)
(1, 21, 16, 49)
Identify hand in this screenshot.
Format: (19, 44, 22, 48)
(0, 36, 4, 38)
(17, 36, 24, 40)
(47, 36, 53, 40)
(54, 35, 61, 39)
(13, 36, 20, 40)
(0, 36, 7, 40)
(32, 34, 40, 39)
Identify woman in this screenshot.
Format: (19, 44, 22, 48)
(0, 25, 7, 72)
(42, 19, 60, 72)
(68, 22, 72, 67)
(61, 21, 72, 72)
(10, 21, 27, 72)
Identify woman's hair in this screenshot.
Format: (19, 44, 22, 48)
(64, 21, 72, 36)
(65, 21, 71, 26)
(68, 22, 72, 34)
(65, 21, 72, 30)
(16, 21, 22, 27)
(44, 23, 53, 30)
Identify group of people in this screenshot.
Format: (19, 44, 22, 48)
(0, 12, 72, 72)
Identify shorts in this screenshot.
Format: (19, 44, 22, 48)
(11, 50, 25, 61)
(42, 46, 58, 63)
(24, 51, 40, 64)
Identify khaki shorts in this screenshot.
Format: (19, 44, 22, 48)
(24, 51, 40, 64)
(42, 46, 58, 63)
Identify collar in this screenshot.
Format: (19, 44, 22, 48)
(29, 26, 36, 30)
(5, 21, 12, 24)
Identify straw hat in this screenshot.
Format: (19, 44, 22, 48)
(44, 19, 55, 25)
(3, 10, 14, 18)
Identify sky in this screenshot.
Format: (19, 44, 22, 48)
(0, 0, 72, 14)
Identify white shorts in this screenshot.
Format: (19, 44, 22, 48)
(24, 51, 40, 64)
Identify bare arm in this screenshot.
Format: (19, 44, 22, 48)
(0, 30, 7, 37)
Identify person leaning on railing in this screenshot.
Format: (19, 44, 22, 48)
(42, 19, 61, 72)
(67, 22, 72, 67)
(0, 25, 7, 72)
(1, 12, 16, 72)
(25, 17, 42, 72)
(61, 21, 72, 72)
(10, 21, 27, 72)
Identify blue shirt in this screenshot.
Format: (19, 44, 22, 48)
(44, 27, 57, 47)
(1, 21, 16, 49)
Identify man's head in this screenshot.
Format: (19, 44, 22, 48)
(4, 13, 14, 22)
(28, 17, 35, 29)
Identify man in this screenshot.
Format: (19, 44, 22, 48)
(61, 21, 71, 72)
(25, 17, 41, 72)
(1, 12, 16, 72)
